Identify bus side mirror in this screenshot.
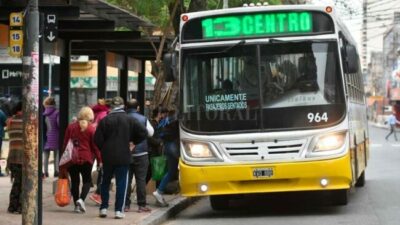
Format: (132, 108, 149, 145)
(346, 45, 359, 74)
(163, 52, 178, 82)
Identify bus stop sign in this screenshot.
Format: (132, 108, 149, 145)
(44, 14, 58, 42)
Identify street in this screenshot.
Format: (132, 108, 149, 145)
(163, 124, 400, 225)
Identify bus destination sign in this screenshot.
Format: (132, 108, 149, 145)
(201, 12, 312, 39)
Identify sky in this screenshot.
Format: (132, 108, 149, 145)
(310, 0, 363, 50)
(309, 0, 400, 65)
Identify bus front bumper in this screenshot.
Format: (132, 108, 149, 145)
(179, 153, 352, 197)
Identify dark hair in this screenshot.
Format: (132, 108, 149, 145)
(126, 99, 140, 110)
(152, 108, 159, 118)
(160, 107, 168, 113)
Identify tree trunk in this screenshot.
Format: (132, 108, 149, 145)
(188, 0, 207, 12)
(151, 0, 208, 110)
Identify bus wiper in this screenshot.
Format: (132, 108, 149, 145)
(221, 40, 246, 53)
(267, 38, 334, 44)
(187, 40, 246, 56)
(268, 38, 288, 43)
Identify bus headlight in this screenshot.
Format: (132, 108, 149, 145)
(182, 141, 215, 158)
(313, 132, 346, 152)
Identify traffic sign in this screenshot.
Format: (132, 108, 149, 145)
(44, 14, 58, 43)
(9, 12, 23, 27)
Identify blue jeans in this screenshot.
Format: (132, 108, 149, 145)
(100, 164, 129, 212)
(158, 142, 179, 193)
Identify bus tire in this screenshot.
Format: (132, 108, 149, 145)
(331, 189, 348, 205)
(210, 195, 230, 211)
(355, 170, 365, 187)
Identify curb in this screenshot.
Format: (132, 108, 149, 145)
(138, 196, 201, 225)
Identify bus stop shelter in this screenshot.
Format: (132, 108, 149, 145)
(0, 0, 168, 142)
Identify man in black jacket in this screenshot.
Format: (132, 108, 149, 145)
(94, 96, 147, 219)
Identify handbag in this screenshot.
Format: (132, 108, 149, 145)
(59, 139, 78, 166)
(54, 178, 71, 207)
(150, 154, 167, 181)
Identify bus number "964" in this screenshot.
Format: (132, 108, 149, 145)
(307, 112, 328, 123)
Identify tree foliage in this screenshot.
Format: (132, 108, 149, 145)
(107, 0, 171, 27)
(108, 0, 282, 29)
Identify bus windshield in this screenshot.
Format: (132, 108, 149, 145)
(181, 41, 346, 133)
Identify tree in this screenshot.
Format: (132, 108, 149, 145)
(107, 0, 283, 109)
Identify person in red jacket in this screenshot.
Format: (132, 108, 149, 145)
(89, 98, 110, 205)
(62, 106, 102, 213)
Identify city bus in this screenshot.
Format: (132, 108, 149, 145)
(165, 4, 369, 210)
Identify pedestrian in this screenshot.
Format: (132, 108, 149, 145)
(94, 96, 147, 219)
(152, 108, 180, 207)
(89, 98, 110, 205)
(0, 97, 12, 117)
(146, 108, 164, 184)
(385, 110, 400, 141)
(0, 105, 7, 177)
(62, 106, 102, 213)
(6, 102, 23, 214)
(42, 96, 60, 178)
(124, 99, 154, 213)
(92, 98, 110, 127)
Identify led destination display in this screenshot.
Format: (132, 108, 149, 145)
(202, 12, 312, 39)
(182, 11, 334, 42)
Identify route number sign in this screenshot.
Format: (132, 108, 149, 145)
(9, 12, 24, 57)
(9, 12, 23, 26)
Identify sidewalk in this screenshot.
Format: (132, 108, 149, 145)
(0, 141, 197, 225)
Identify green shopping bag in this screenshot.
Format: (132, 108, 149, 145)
(150, 155, 167, 181)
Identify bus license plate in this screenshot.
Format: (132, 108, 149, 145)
(253, 168, 274, 178)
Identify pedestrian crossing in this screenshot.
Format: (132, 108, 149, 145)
(370, 143, 400, 148)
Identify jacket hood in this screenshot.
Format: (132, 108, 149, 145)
(43, 106, 57, 116)
(92, 104, 109, 114)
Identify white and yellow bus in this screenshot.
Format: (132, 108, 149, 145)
(167, 4, 369, 210)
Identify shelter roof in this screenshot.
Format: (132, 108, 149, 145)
(0, 0, 167, 60)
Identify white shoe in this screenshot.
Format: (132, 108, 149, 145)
(76, 199, 86, 213)
(74, 206, 81, 213)
(152, 191, 168, 207)
(99, 208, 107, 218)
(115, 211, 125, 219)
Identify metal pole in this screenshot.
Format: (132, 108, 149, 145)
(22, 0, 40, 224)
(48, 55, 53, 96)
(223, 0, 229, 8)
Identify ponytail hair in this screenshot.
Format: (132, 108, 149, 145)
(77, 106, 94, 131)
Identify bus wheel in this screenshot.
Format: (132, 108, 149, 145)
(210, 195, 230, 211)
(331, 189, 348, 205)
(355, 171, 365, 187)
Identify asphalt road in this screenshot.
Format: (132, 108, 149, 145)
(164, 124, 400, 225)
